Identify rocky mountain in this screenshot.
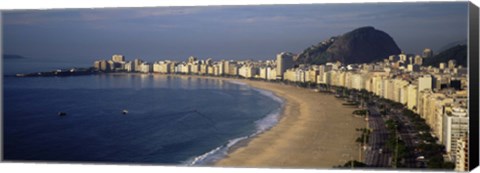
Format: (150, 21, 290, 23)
(423, 45, 467, 67)
(437, 39, 467, 53)
(295, 26, 401, 65)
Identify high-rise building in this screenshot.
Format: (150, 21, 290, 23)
(455, 136, 468, 171)
(418, 75, 433, 92)
(93, 60, 102, 70)
(140, 63, 152, 73)
(399, 53, 407, 62)
(439, 63, 446, 70)
(448, 60, 457, 69)
(414, 55, 423, 65)
(107, 60, 116, 71)
(112, 54, 125, 62)
(153, 62, 170, 73)
(228, 63, 239, 76)
(200, 64, 208, 74)
(223, 60, 230, 75)
(305, 69, 319, 84)
(267, 67, 277, 81)
(351, 73, 365, 90)
(259, 67, 268, 79)
(134, 59, 143, 72)
(187, 56, 197, 64)
(319, 65, 326, 81)
(276, 52, 295, 79)
(218, 60, 225, 75)
(101, 60, 110, 71)
(190, 63, 200, 74)
(422, 48, 433, 58)
(125, 61, 135, 72)
(407, 84, 418, 111)
(443, 106, 468, 160)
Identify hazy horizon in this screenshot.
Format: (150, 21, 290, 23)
(2, 2, 468, 63)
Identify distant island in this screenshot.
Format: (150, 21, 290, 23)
(3, 54, 27, 60)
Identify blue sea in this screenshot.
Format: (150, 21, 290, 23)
(3, 73, 283, 165)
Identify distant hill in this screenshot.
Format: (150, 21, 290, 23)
(3, 54, 27, 59)
(423, 45, 467, 67)
(437, 39, 467, 53)
(295, 26, 401, 65)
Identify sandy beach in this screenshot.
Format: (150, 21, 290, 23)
(202, 77, 367, 168)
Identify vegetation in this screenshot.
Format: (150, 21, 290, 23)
(352, 110, 368, 116)
(384, 119, 407, 167)
(355, 128, 371, 145)
(335, 160, 367, 168)
(281, 81, 453, 169)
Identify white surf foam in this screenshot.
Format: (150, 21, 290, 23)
(183, 85, 285, 166)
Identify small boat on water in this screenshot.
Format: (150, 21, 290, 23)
(58, 112, 67, 116)
(122, 110, 128, 115)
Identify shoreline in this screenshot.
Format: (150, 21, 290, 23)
(159, 74, 366, 168)
(217, 77, 365, 168)
(11, 72, 366, 168)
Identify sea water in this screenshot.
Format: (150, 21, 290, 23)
(3, 73, 283, 165)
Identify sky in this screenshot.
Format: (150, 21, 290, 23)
(2, 2, 469, 63)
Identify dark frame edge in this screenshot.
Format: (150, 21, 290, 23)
(468, 1, 479, 172)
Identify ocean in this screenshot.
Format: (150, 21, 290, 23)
(2, 73, 284, 165)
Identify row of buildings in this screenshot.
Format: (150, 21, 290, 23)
(93, 53, 294, 79)
(93, 51, 468, 170)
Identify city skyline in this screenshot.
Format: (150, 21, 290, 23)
(3, 2, 468, 63)
(2, 1, 473, 170)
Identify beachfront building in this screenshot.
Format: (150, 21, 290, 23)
(267, 67, 277, 81)
(276, 52, 295, 80)
(283, 68, 296, 82)
(417, 75, 433, 114)
(125, 61, 135, 72)
(455, 136, 469, 171)
(305, 68, 319, 84)
(414, 55, 423, 65)
(407, 84, 418, 111)
(239, 65, 256, 78)
(139, 63, 153, 73)
(199, 64, 209, 75)
(422, 48, 433, 58)
(350, 73, 365, 90)
(90, 54, 469, 160)
(153, 61, 172, 74)
(96, 60, 110, 72)
(93, 60, 105, 71)
(443, 106, 468, 161)
(217, 60, 226, 75)
(190, 63, 200, 74)
(112, 54, 125, 62)
(448, 60, 457, 69)
(133, 59, 144, 72)
(226, 62, 237, 76)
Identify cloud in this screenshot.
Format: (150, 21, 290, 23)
(2, 6, 217, 26)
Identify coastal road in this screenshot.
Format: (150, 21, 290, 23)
(364, 105, 391, 167)
(389, 108, 420, 168)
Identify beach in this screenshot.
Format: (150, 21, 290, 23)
(209, 77, 367, 168)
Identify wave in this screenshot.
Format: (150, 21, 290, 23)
(184, 135, 249, 165)
(183, 85, 285, 166)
